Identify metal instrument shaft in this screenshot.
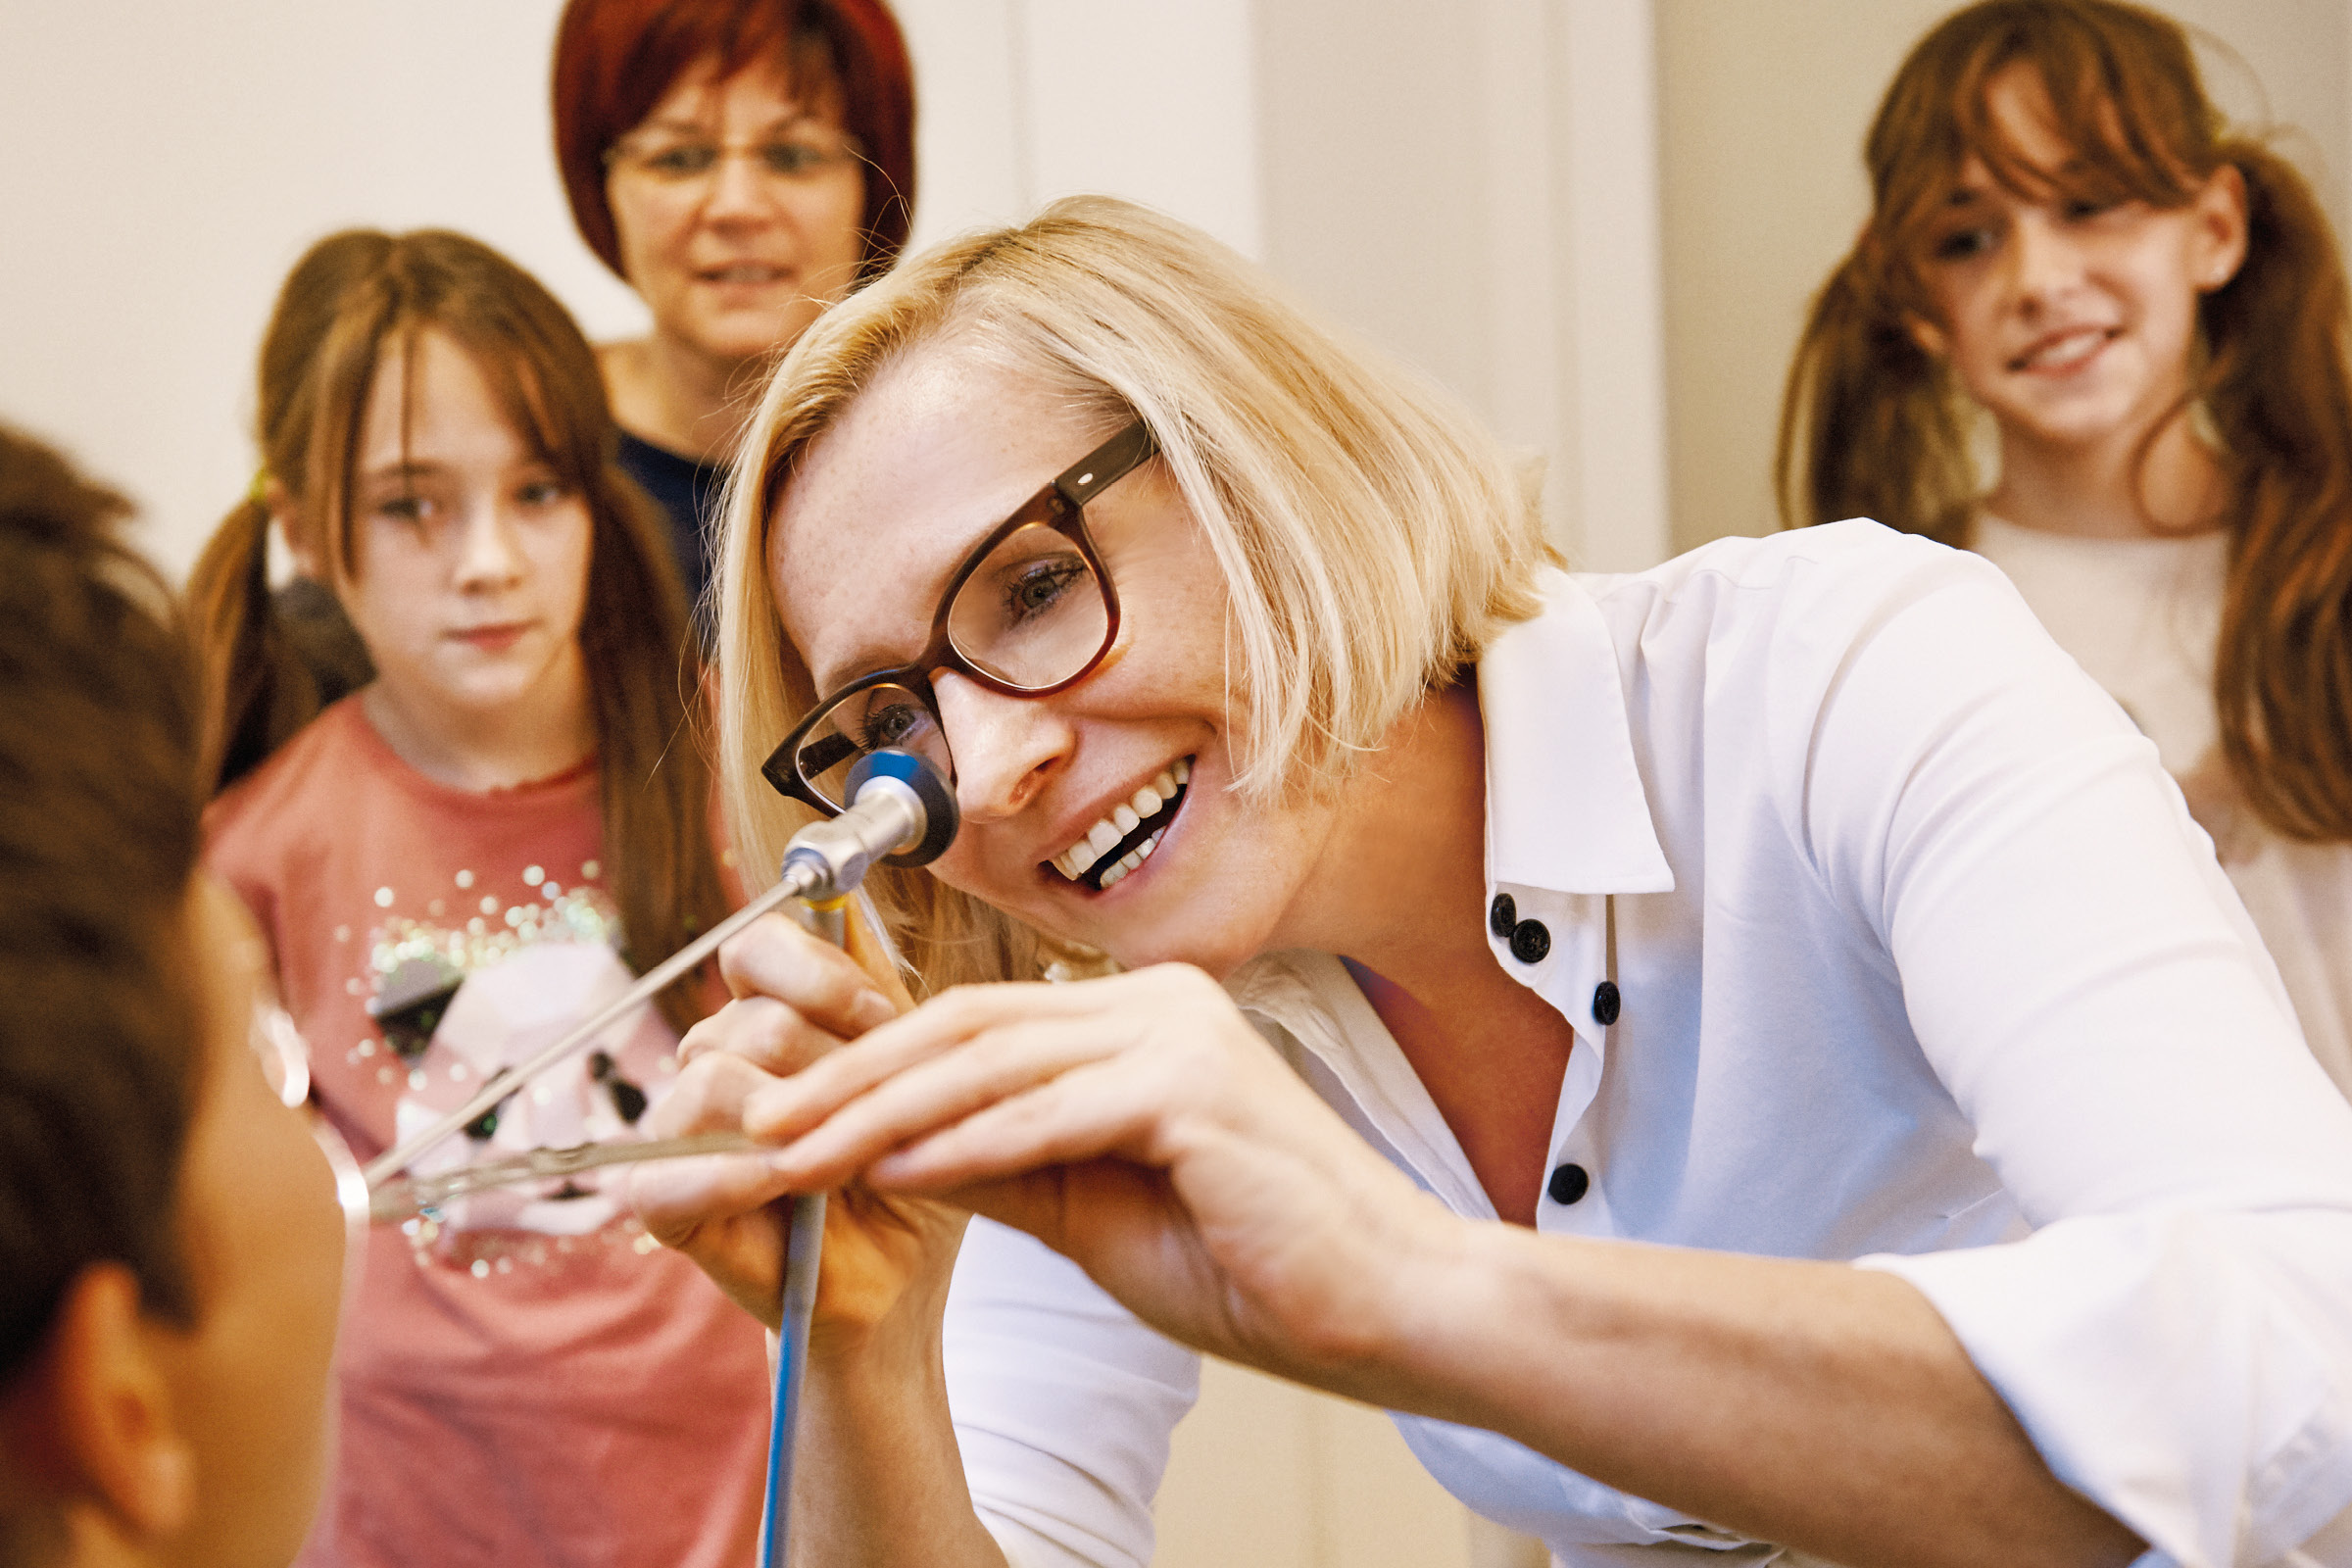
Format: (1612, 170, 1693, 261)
(362, 863, 820, 1188)
(368, 1131, 760, 1224)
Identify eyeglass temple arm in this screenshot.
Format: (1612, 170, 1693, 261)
(1054, 419, 1158, 507)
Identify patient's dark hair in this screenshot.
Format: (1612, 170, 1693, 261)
(0, 425, 204, 1388)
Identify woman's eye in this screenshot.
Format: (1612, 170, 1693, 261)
(760, 141, 829, 175)
(2062, 197, 2118, 222)
(376, 494, 431, 525)
(646, 144, 717, 178)
(1001, 558, 1088, 623)
(1933, 226, 1995, 262)
(857, 701, 930, 750)
(517, 479, 567, 508)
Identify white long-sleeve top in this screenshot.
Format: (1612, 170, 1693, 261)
(941, 520, 2352, 1568)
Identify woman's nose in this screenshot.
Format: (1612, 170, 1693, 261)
(2005, 210, 2084, 309)
(453, 503, 525, 589)
(931, 668, 1068, 823)
(703, 147, 777, 223)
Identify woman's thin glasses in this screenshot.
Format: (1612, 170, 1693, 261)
(762, 419, 1159, 815)
(604, 129, 864, 193)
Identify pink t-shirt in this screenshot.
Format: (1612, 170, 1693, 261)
(207, 698, 768, 1568)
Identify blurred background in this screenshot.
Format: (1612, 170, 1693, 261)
(3, 0, 2339, 584)
(1, 1, 2341, 1563)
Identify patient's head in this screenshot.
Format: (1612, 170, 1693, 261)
(0, 425, 345, 1567)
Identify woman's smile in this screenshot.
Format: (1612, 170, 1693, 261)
(2006, 322, 2119, 375)
(1044, 756, 1193, 892)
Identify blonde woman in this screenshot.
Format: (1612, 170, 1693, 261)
(632, 197, 2352, 1568)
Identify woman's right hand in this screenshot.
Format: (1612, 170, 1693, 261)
(626, 906, 969, 1343)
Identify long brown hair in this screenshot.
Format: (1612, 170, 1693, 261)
(187, 229, 729, 1030)
(1778, 0, 2352, 840)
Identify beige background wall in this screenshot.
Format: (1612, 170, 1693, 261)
(1656, 0, 2351, 555)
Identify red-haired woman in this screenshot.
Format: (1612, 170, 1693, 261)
(553, 0, 915, 620)
(1780, 0, 2352, 1101)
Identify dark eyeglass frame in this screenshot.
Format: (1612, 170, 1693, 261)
(761, 418, 1159, 815)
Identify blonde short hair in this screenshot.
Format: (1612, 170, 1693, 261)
(713, 195, 1557, 989)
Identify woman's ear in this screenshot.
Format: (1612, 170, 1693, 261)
(266, 482, 327, 584)
(34, 1263, 196, 1544)
(1906, 315, 1950, 361)
(2192, 163, 2250, 292)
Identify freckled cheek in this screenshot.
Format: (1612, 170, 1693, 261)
(927, 835, 1043, 907)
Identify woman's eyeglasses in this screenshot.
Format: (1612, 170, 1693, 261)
(762, 419, 1158, 816)
(604, 128, 864, 194)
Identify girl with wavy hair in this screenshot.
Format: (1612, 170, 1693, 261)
(1780, 0, 2352, 1098)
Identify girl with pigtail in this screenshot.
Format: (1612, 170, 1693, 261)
(189, 227, 766, 1568)
(1781, 0, 2352, 1100)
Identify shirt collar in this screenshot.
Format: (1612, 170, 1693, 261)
(1477, 568, 1675, 896)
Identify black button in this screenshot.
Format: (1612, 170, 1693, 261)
(1489, 893, 1517, 940)
(1547, 1162, 1590, 1205)
(1508, 918, 1550, 964)
(1592, 980, 1621, 1026)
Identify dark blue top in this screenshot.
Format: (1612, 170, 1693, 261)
(617, 428, 729, 632)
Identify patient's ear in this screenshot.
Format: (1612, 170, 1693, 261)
(1906, 314, 1949, 361)
(8, 1263, 195, 1549)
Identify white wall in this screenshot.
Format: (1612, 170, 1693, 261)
(1250, 0, 1669, 570)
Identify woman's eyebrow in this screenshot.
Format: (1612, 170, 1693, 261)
(360, 459, 448, 483)
(814, 632, 911, 692)
(758, 111, 830, 135)
(639, 110, 828, 138)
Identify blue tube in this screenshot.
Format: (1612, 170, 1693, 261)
(758, 1192, 829, 1568)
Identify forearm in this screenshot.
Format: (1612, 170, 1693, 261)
(790, 1315, 1010, 1568)
(1379, 1223, 2143, 1568)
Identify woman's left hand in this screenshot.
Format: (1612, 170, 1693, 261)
(747, 962, 1462, 1396)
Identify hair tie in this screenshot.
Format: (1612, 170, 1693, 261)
(249, 466, 271, 506)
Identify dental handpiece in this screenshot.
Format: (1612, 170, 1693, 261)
(367, 1131, 761, 1224)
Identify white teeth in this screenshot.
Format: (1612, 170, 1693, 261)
(1098, 829, 1167, 892)
(1049, 760, 1196, 887)
(2021, 327, 2106, 370)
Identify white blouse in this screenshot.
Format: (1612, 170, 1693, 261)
(1971, 512, 2352, 1101)
(941, 520, 2352, 1568)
